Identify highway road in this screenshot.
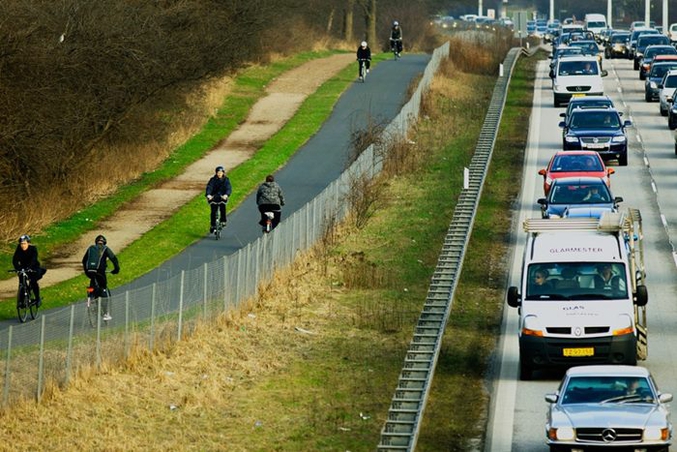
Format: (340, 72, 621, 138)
(486, 55, 677, 451)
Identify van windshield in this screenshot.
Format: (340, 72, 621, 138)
(559, 61, 599, 76)
(526, 262, 628, 300)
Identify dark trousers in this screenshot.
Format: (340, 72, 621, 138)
(210, 202, 227, 227)
(86, 271, 110, 297)
(28, 275, 40, 300)
(391, 39, 402, 53)
(258, 204, 282, 229)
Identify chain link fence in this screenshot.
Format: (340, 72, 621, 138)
(0, 41, 450, 407)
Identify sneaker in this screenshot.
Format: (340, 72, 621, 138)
(366, 69, 369, 74)
(220, 222, 227, 228)
(103, 314, 112, 321)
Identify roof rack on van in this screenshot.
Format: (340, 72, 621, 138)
(523, 208, 641, 234)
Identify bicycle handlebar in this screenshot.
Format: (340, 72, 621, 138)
(8, 269, 36, 274)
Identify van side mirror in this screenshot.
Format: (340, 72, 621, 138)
(601, 69, 609, 77)
(507, 286, 521, 307)
(634, 284, 648, 306)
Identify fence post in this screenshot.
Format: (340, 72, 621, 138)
(149, 283, 156, 351)
(37, 315, 46, 402)
(3, 326, 12, 406)
(65, 304, 75, 385)
(178, 270, 185, 341)
(204, 262, 209, 321)
(125, 291, 130, 358)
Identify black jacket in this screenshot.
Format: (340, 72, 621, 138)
(82, 244, 120, 274)
(356, 46, 371, 60)
(13, 244, 40, 271)
(205, 174, 233, 199)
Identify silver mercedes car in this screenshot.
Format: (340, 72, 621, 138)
(545, 365, 673, 452)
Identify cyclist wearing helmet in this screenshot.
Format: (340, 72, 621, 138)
(205, 165, 232, 234)
(356, 41, 371, 78)
(12, 235, 45, 307)
(390, 21, 403, 56)
(82, 235, 120, 321)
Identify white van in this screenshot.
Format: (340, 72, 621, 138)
(552, 55, 606, 107)
(584, 13, 607, 38)
(506, 211, 648, 380)
(669, 23, 677, 44)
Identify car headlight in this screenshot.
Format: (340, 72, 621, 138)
(565, 136, 579, 143)
(650, 81, 658, 89)
(549, 427, 575, 441)
(612, 135, 627, 143)
(644, 427, 669, 441)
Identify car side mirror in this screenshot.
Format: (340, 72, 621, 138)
(614, 196, 624, 204)
(537, 198, 548, 206)
(623, 120, 633, 127)
(601, 69, 609, 77)
(544, 394, 558, 404)
(607, 168, 615, 176)
(659, 393, 673, 403)
(507, 286, 521, 307)
(559, 112, 566, 117)
(634, 284, 648, 306)
(558, 121, 566, 128)
(538, 169, 547, 176)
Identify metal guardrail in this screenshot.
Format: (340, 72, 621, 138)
(377, 46, 523, 451)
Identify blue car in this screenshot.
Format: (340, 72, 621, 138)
(537, 177, 622, 219)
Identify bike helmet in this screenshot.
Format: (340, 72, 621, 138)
(18, 234, 30, 244)
(215, 166, 225, 173)
(95, 235, 107, 245)
(361, 41, 367, 48)
(393, 21, 399, 26)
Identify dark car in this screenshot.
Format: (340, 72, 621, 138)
(560, 95, 614, 119)
(559, 108, 632, 165)
(627, 28, 659, 60)
(645, 60, 677, 101)
(604, 31, 630, 58)
(638, 44, 677, 80)
(537, 177, 622, 219)
(634, 33, 670, 69)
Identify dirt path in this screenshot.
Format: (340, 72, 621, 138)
(0, 53, 354, 299)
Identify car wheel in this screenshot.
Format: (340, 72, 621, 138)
(639, 72, 645, 81)
(670, 117, 677, 130)
(633, 61, 639, 70)
(554, 97, 560, 108)
(619, 153, 628, 166)
(675, 141, 677, 155)
(519, 356, 533, 381)
(661, 105, 668, 116)
(645, 92, 652, 102)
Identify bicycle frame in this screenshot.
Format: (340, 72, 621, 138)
(9, 269, 38, 323)
(210, 200, 227, 240)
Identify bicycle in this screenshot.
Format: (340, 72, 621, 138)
(390, 38, 402, 60)
(358, 58, 369, 82)
(8, 269, 39, 323)
(86, 273, 111, 327)
(210, 200, 227, 240)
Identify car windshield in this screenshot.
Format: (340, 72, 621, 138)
(526, 262, 628, 300)
(610, 34, 628, 43)
(664, 75, 677, 88)
(550, 155, 603, 172)
(559, 61, 599, 76)
(561, 376, 655, 405)
(570, 111, 620, 129)
(645, 47, 677, 58)
(651, 64, 677, 78)
(550, 182, 612, 203)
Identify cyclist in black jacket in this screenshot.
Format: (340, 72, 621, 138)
(13, 234, 44, 306)
(390, 21, 403, 56)
(356, 41, 371, 77)
(205, 166, 233, 233)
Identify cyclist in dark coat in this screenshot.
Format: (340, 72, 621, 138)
(12, 234, 44, 306)
(256, 174, 285, 231)
(390, 21, 403, 55)
(356, 41, 371, 77)
(206, 165, 232, 233)
(82, 235, 119, 321)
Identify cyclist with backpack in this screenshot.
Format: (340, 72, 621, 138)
(256, 174, 285, 232)
(390, 21, 403, 57)
(206, 165, 232, 234)
(12, 234, 45, 307)
(82, 235, 120, 321)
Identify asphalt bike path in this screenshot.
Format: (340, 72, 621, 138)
(122, 54, 431, 292)
(0, 54, 431, 331)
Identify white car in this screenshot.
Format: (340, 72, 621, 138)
(669, 23, 677, 44)
(552, 55, 606, 107)
(658, 69, 677, 116)
(546, 365, 673, 452)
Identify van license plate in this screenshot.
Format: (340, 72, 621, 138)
(571, 93, 586, 98)
(563, 347, 594, 357)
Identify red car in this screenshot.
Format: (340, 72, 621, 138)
(538, 151, 614, 196)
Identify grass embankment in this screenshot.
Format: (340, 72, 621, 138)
(0, 51, 390, 319)
(0, 50, 540, 450)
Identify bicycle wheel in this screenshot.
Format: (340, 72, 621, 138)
(16, 287, 28, 323)
(29, 297, 38, 320)
(87, 295, 99, 327)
